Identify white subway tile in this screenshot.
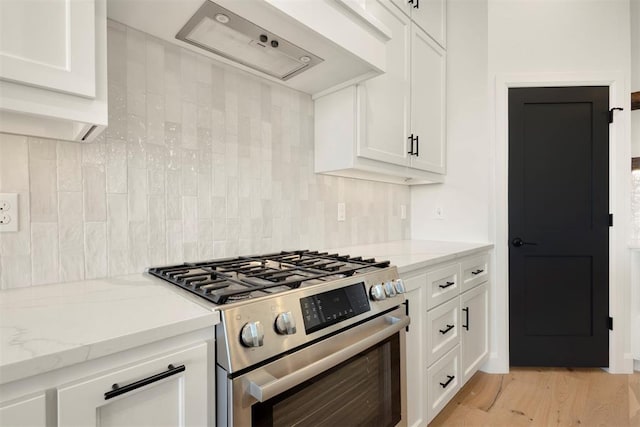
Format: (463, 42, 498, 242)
(31, 222, 59, 285)
(0, 255, 32, 289)
(128, 167, 148, 222)
(128, 221, 148, 273)
(106, 139, 128, 194)
(0, 134, 29, 192)
(30, 158, 57, 222)
(183, 196, 198, 242)
(57, 142, 82, 192)
(84, 222, 107, 279)
(83, 165, 107, 221)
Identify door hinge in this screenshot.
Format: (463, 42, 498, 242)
(608, 107, 623, 123)
(608, 316, 613, 330)
(403, 299, 410, 332)
(609, 213, 613, 227)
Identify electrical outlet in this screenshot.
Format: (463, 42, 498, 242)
(337, 202, 346, 221)
(0, 193, 18, 232)
(435, 206, 444, 220)
(400, 204, 407, 220)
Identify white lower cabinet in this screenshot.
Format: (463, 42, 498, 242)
(0, 393, 47, 427)
(461, 282, 489, 384)
(0, 330, 213, 427)
(402, 250, 490, 425)
(404, 275, 427, 427)
(57, 343, 208, 427)
(426, 345, 460, 423)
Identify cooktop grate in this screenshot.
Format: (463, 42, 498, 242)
(148, 250, 390, 304)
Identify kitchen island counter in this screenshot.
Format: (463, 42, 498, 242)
(0, 274, 219, 385)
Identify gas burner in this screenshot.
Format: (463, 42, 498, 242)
(148, 250, 390, 305)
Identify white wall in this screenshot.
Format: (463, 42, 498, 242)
(486, 0, 632, 373)
(411, 0, 490, 243)
(632, 0, 639, 157)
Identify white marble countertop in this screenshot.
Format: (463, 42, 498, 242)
(0, 274, 219, 385)
(325, 240, 494, 274)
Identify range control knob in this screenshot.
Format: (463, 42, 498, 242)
(275, 311, 297, 335)
(240, 321, 265, 347)
(394, 278, 406, 294)
(370, 284, 386, 301)
(384, 281, 397, 297)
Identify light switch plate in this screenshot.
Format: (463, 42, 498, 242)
(337, 202, 346, 221)
(0, 193, 19, 232)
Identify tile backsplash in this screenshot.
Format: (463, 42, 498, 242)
(0, 21, 410, 289)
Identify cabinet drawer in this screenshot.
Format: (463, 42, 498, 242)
(426, 345, 460, 424)
(426, 263, 460, 309)
(460, 254, 489, 292)
(57, 343, 208, 426)
(426, 297, 460, 366)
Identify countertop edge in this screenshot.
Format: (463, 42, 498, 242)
(395, 243, 494, 274)
(0, 311, 219, 386)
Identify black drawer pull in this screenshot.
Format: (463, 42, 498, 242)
(439, 324, 455, 335)
(440, 375, 455, 388)
(104, 364, 185, 400)
(471, 269, 484, 275)
(439, 281, 455, 289)
(462, 307, 469, 330)
(407, 134, 415, 155)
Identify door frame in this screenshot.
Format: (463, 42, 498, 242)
(487, 72, 632, 374)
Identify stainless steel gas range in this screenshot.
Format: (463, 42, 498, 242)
(149, 250, 409, 427)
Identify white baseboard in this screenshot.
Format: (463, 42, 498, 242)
(479, 352, 509, 374)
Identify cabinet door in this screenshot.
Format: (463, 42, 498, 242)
(460, 282, 489, 385)
(0, 393, 46, 427)
(0, 0, 96, 97)
(403, 274, 427, 427)
(57, 343, 208, 427)
(410, 25, 446, 174)
(358, 0, 411, 167)
(411, 0, 446, 48)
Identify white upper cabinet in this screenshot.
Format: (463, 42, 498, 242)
(390, 0, 446, 47)
(410, 25, 446, 173)
(0, 0, 96, 98)
(314, 0, 446, 184)
(0, 0, 107, 142)
(357, 0, 411, 167)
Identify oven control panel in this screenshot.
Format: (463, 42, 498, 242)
(217, 266, 405, 373)
(300, 282, 370, 334)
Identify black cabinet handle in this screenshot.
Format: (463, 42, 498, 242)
(511, 237, 537, 247)
(407, 134, 415, 155)
(415, 135, 419, 156)
(439, 281, 455, 289)
(439, 324, 454, 335)
(471, 269, 484, 275)
(413, 0, 420, 8)
(462, 307, 469, 330)
(440, 375, 455, 388)
(104, 364, 185, 400)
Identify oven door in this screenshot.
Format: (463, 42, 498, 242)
(220, 306, 409, 427)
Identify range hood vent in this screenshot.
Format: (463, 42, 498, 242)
(176, 1, 323, 81)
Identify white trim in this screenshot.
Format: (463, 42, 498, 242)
(487, 71, 632, 374)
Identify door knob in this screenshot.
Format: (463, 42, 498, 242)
(511, 237, 537, 247)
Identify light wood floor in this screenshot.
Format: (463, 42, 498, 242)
(429, 368, 640, 427)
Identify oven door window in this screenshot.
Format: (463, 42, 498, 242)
(252, 334, 401, 427)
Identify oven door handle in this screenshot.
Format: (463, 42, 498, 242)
(246, 314, 410, 403)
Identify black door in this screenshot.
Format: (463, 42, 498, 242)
(509, 86, 609, 367)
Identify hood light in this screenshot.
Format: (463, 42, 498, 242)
(215, 13, 229, 24)
(299, 56, 311, 63)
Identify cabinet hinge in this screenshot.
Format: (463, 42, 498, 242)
(403, 299, 410, 332)
(609, 214, 613, 227)
(608, 316, 613, 331)
(608, 107, 623, 123)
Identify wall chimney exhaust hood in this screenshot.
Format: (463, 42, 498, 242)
(107, 0, 391, 96)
